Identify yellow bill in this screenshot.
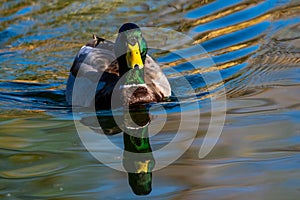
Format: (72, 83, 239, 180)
(135, 160, 151, 173)
(126, 43, 144, 69)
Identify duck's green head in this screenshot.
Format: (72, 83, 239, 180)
(114, 23, 148, 78)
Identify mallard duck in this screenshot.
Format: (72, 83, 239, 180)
(66, 23, 171, 109)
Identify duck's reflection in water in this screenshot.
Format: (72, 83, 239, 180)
(80, 105, 154, 195)
(123, 106, 154, 195)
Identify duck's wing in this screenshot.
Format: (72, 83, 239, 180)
(144, 55, 171, 99)
(70, 39, 117, 77)
(66, 38, 119, 107)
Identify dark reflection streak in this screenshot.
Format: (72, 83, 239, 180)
(228, 107, 279, 115)
(0, 148, 29, 154)
(258, 148, 300, 153)
(287, 103, 300, 110)
(276, 36, 300, 42)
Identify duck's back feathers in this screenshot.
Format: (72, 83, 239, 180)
(70, 37, 116, 77)
(66, 37, 118, 108)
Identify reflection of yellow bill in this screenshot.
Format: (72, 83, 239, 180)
(135, 160, 150, 173)
(126, 43, 144, 69)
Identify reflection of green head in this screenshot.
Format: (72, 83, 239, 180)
(128, 172, 152, 195)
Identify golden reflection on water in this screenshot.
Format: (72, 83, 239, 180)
(181, 1, 259, 30)
(193, 14, 270, 44)
(0, 0, 300, 199)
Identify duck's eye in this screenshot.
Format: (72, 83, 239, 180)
(136, 52, 138, 55)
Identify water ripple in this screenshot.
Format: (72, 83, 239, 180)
(1, 0, 300, 198)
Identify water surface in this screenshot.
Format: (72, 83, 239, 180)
(1, 0, 300, 199)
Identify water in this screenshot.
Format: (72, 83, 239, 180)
(1, 0, 300, 199)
